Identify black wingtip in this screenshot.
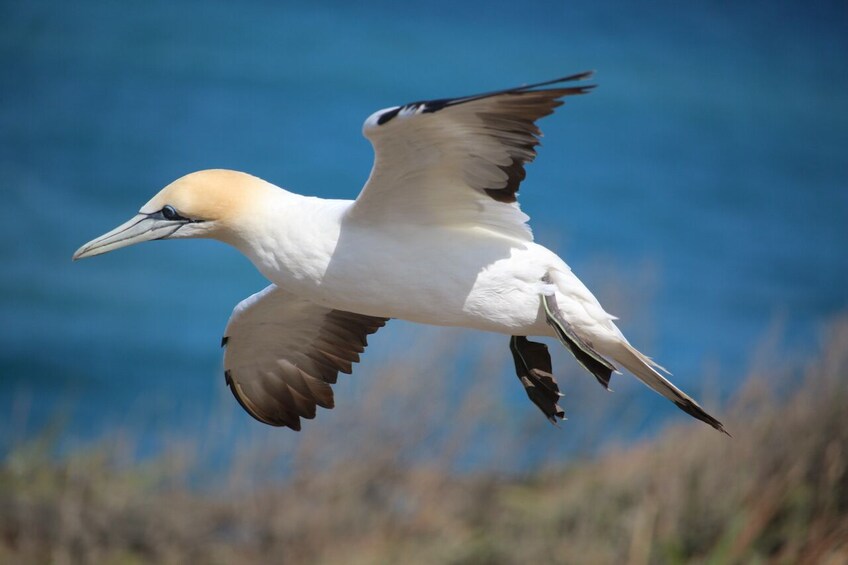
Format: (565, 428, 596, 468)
(516, 71, 596, 92)
(555, 70, 595, 83)
(673, 398, 731, 436)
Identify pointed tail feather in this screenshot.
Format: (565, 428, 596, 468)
(612, 342, 730, 435)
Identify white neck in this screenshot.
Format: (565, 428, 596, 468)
(223, 186, 352, 293)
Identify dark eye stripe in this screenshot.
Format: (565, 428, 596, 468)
(146, 205, 203, 223)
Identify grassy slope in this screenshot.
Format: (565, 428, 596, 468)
(2, 318, 847, 564)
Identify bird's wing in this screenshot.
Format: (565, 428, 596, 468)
(222, 284, 387, 430)
(347, 72, 595, 241)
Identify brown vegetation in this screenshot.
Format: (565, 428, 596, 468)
(1, 318, 847, 564)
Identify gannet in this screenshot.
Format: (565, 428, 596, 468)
(74, 72, 727, 434)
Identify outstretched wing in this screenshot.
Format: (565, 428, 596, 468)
(222, 285, 387, 430)
(347, 72, 595, 241)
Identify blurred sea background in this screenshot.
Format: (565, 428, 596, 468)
(1, 0, 846, 470)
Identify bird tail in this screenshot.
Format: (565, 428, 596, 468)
(610, 341, 730, 435)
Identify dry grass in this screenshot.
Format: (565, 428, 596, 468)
(2, 318, 847, 564)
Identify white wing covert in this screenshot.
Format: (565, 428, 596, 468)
(349, 72, 595, 241)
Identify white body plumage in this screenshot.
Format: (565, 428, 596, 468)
(232, 189, 614, 342)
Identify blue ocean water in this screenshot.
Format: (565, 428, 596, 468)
(1, 1, 846, 462)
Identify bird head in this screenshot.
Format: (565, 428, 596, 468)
(73, 169, 263, 260)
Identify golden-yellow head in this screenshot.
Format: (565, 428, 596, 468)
(73, 169, 268, 260)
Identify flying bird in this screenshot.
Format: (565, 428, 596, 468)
(74, 72, 727, 435)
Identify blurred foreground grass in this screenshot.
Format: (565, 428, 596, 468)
(2, 317, 847, 564)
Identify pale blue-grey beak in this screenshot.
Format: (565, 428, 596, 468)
(72, 213, 184, 260)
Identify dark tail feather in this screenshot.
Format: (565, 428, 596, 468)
(615, 342, 730, 436)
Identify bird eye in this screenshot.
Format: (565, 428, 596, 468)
(162, 205, 181, 221)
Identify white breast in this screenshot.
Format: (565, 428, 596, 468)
(240, 197, 557, 335)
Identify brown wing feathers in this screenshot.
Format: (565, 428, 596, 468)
(223, 301, 387, 431)
(375, 72, 595, 204)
